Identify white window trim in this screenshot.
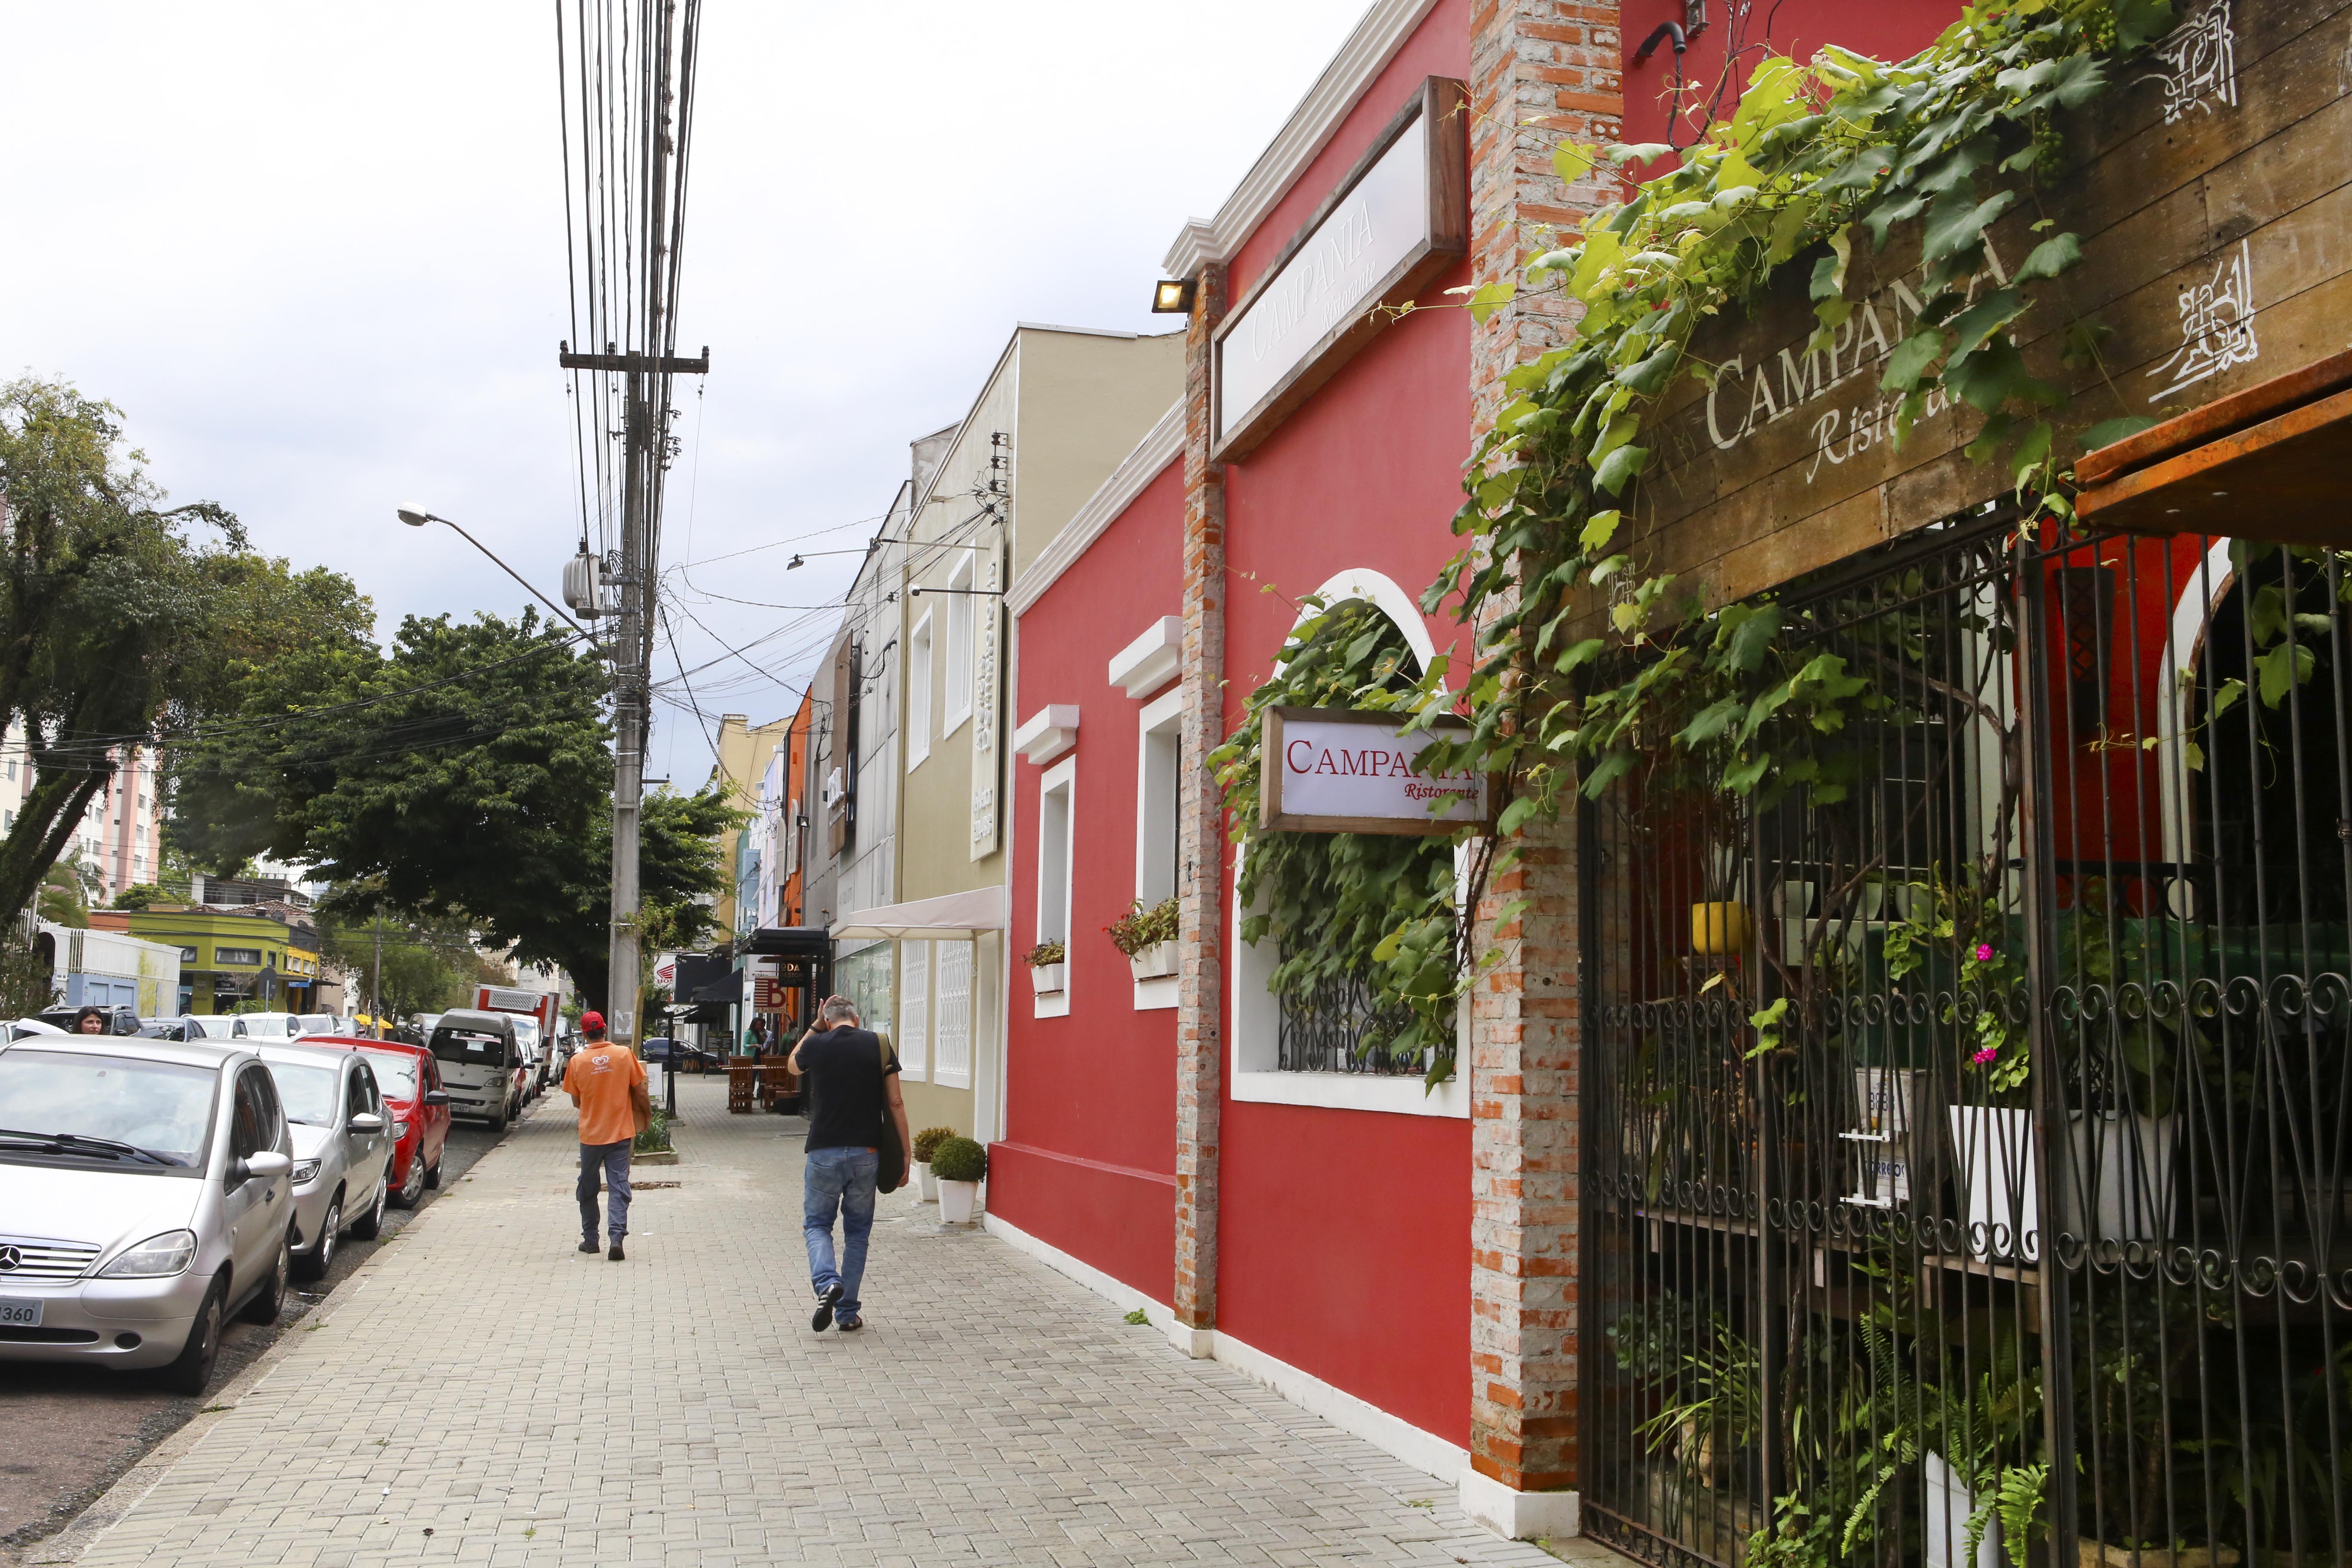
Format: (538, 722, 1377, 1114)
(900, 938, 931, 1082)
(1225, 569, 1465, 1115)
(1033, 754, 1075, 1020)
(1133, 686, 1184, 1013)
(905, 612, 934, 771)
(942, 556, 975, 736)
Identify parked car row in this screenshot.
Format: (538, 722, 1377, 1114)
(0, 1020, 485, 1396)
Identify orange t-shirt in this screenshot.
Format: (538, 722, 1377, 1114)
(563, 1043, 646, 1146)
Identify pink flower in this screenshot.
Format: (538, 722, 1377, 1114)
(1972, 1046, 1999, 1065)
(1974, 943, 1994, 963)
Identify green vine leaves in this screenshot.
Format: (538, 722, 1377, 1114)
(1421, 0, 2177, 838)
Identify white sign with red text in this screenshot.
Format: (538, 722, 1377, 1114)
(1260, 706, 1485, 835)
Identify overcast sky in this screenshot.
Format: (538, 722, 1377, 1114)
(0, 2, 1368, 786)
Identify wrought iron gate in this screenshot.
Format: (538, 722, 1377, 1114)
(1582, 515, 2352, 1568)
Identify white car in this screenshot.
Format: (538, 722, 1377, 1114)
(230, 1013, 303, 1041)
(0, 1034, 294, 1394)
(252, 1044, 394, 1282)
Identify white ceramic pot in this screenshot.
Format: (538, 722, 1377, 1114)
(915, 1161, 938, 1203)
(1948, 1105, 2040, 1259)
(1129, 941, 1178, 980)
(1029, 963, 1065, 995)
(1924, 1452, 2002, 1568)
(938, 1178, 978, 1224)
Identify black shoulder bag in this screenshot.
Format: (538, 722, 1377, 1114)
(874, 1031, 907, 1193)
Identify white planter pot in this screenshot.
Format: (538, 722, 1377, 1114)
(914, 1161, 937, 1203)
(1924, 1452, 2002, 1568)
(1948, 1106, 2040, 1259)
(1128, 941, 1177, 980)
(938, 1178, 979, 1224)
(1029, 963, 1065, 996)
(1947, 1108, 2179, 1259)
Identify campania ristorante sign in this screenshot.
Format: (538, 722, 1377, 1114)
(1259, 706, 1487, 835)
(1626, 0, 2352, 608)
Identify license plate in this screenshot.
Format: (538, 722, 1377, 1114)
(0, 1298, 42, 1328)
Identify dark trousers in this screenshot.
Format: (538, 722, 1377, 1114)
(577, 1140, 631, 1242)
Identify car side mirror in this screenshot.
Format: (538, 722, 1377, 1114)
(238, 1149, 293, 1182)
(349, 1112, 385, 1134)
(423, 1089, 450, 1106)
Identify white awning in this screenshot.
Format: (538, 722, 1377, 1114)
(829, 886, 1007, 942)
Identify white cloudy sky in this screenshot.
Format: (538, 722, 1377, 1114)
(0, 2, 1367, 786)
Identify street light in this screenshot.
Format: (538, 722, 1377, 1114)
(396, 505, 590, 635)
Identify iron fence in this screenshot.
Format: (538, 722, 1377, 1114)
(1581, 517, 2352, 1567)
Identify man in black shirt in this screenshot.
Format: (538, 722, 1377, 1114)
(788, 995, 910, 1332)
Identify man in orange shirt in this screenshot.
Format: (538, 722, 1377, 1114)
(562, 1011, 649, 1261)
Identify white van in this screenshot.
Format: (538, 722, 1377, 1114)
(428, 1010, 521, 1131)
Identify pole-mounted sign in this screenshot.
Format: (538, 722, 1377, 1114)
(1259, 706, 1486, 835)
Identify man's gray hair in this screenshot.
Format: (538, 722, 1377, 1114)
(821, 995, 858, 1024)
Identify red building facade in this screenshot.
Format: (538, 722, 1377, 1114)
(994, 0, 1965, 1540)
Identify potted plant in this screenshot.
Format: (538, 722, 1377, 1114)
(1105, 897, 1179, 980)
(909, 1125, 955, 1204)
(931, 1134, 987, 1224)
(1023, 940, 1066, 996)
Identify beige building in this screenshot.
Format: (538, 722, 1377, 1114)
(0, 723, 165, 907)
(706, 713, 790, 939)
(835, 324, 1182, 1139)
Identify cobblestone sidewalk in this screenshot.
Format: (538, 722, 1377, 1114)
(53, 1077, 1589, 1568)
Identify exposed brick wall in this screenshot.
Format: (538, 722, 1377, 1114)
(1464, 0, 1623, 1501)
(1174, 263, 1229, 1333)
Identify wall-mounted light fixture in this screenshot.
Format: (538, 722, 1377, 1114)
(1151, 279, 1197, 315)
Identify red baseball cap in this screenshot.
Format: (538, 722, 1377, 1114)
(579, 1011, 605, 1032)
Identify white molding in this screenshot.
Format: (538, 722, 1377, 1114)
(1304, 567, 1438, 669)
(1032, 981, 1070, 1020)
(905, 610, 934, 771)
(1009, 403, 1183, 616)
(1109, 616, 1185, 699)
(1458, 1470, 1581, 1542)
(1133, 975, 1178, 1011)
(982, 1211, 1470, 1485)
(1014, 704, 1081, 766)
(1139, 685, 1185, 734)
(1160, 0, 1446, 277)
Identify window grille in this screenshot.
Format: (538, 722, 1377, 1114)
(934, 941, 972, 1087)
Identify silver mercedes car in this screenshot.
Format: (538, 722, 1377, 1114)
(0, 1035, 295, 1394)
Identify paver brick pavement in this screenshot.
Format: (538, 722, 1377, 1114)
(56, 1078, 1588, 1568)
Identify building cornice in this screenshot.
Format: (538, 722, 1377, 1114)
(1160, 0, 1444, 278)
(1007, 401, 1183, 617)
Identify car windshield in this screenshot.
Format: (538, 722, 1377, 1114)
(187, 1017, 236, 1039)
(514, 1019, 540, 1049)
(432, 1029, 507, 1070)
(359, 1050, 419, 1098)
(0, 1049, 217, 1169)
(298, 1016, 333, 1034)
(266, 1062, 341, 1126)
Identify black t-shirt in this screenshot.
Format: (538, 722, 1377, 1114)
(799, 1026, 899, 1151)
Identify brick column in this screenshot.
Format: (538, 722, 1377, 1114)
(1461, 0, 1620, 1542)
(1172, 262, 1228, 1357)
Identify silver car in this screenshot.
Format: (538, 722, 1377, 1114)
(0, 1035, 294, 1394)
(253, 1044, 393, 1282)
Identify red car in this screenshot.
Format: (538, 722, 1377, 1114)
(302, 1035, 452, 1208)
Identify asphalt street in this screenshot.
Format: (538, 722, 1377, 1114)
(0, 1101, 524, 1566)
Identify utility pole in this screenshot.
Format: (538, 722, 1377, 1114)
(371, 916, 383, 1039)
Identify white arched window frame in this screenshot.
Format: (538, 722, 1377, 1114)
(1228, 568, 1470, 1118)
(2153, 536, 2236, 910)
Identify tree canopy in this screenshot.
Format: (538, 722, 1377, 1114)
(171, 608, 735, 1009)
(0, 377, 374, 925)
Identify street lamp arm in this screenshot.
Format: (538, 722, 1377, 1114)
(404, 509, 590, 635)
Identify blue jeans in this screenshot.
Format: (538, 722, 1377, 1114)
(802, 1147, 879, 1316)
(578, 1140, 631, 1243)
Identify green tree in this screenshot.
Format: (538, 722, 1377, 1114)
(110, 882, 166, 911)
(0, 378, 373, 925)
(171, 610, 734, 1011)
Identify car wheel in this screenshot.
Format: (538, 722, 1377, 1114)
(486, 1107, 506, 1133)
(240, 1228, 291, 1324)
(392, 1150, 426, 1209)
(425, 1149, 443, 1189)
(294, 1194, 341, 1283)
(160, 1276, 227, 1396)
(350, 1174, 387, 1240)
